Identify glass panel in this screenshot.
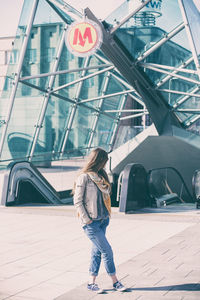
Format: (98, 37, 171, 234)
(108, 0, 184, 59)
(0, 99, 7, 142)
(139, 33, 192, 86)
(5, 0, 33, 75)
(173, 91, 200, 125)
(181, 0, 200, 56)
(160, 79, 198, 107)
(64, 105, 96, 157)
(31, 94, 72, 162)
(54, 0, 82, 19)
(175, 112, 193, 123)
(101, 75, 125, 118)
(188, 118, 200, 135)
(79, 56, 108, 103)
(34, 0, 64, 25)
(1, 0, 35, 99)
(106, 75, 124, 94)
(0, 82, 44, 161)
(56, 50, 85, 99)
(21, 0, 66, 90)
(91, 114, 116, 150)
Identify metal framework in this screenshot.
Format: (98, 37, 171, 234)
(59, 57, 90, 156)
(29, 24, 68, 161)
(0, 0, 39, 158)
(87, 72, 111, 149)
(1, 0, 200, 163)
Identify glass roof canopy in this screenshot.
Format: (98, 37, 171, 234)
(0, 0, 200, 166)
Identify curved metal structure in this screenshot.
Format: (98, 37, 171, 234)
(119, 163, 149, 212)
(1, 161, 71, 206)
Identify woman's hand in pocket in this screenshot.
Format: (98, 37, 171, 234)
(87, 219, 93, 224)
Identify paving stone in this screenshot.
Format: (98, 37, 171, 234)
(0, 293, 12, 300)
(0, 205, 199, 300)
(59, 221, 200, 300)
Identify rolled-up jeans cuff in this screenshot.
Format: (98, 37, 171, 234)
(89, 272, 98, 276)
(108, 272, 116, 276)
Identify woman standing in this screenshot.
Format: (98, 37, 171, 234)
(73, 148, 126, 293)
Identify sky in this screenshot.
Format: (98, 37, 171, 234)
(0, 0, 124, 37)
(0, 0, 24, 36)
(0, 0, 190, 37)
(0, 0, 186, 37)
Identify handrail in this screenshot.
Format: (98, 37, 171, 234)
(119, 163, 149, 212)
(192, 169, 200, 209)
(116, 170, 124, 202)
(192, 169, 200, 201)
(148, 166, 193, 202)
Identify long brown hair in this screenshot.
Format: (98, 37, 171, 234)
(72, 148, 110, 194)
(83, 148, 109, 178)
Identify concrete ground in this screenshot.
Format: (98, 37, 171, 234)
(0, 204, 199, 300)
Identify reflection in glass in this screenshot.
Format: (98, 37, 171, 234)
(1, 82, 44, 161)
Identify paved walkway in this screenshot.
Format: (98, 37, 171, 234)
(0, 205, 199, 300)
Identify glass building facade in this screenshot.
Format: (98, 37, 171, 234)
(0, 0, 200, 167)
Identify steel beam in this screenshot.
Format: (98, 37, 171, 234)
(136, 23, 185, 62)
(110, 0, 152, 34)
(174, 86, 200, 108)
(105, 109, 148, 113)
(175, 109, 200, 113)
(20, 64, 112, 81)
(120, 112, 149, 121)
(79, 89, 135, 104)
(94, 53, 144, 105)
(51, 65, 114, 93)
(85, 8, 183, 135)
(156, 57, 194, 88)
(158, 88, 200, 98)
(47, 0, 82, 21)
(139, 63, 200, 86)
(141, 62, 198, 75)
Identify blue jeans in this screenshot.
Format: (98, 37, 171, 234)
(83, 218, 116, 276)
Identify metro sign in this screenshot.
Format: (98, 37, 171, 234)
(65, 20, 102, 57)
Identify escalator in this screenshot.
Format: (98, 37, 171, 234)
(1, 161, 72, 206)
(148, 167, 193, 207)
(118, 163, 194, 213)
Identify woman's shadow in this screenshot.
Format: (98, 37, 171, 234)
(103, 283, 200, 293)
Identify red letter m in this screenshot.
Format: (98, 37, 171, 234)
(73, 27, 93, 47)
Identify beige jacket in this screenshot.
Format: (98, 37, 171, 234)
(73, 173, 99, 225)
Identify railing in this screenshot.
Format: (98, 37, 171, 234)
(117, 164, 195, 212)
(192, 169, 200, 209)
(148, 167, 193, 207)
(118, 163, 150, 212)
(116, 170, 124, 203)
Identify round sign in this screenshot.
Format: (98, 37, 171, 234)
(65, 20, 103, 57)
